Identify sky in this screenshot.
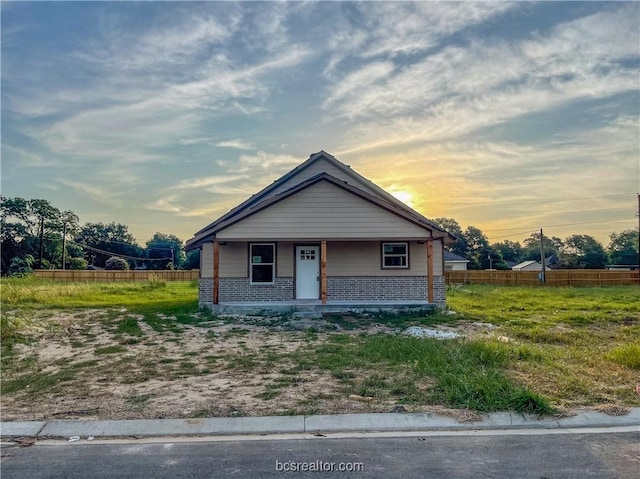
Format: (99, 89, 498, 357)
(2, 1, 639, 247)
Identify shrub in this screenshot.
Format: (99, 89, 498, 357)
(66, 257, 88, 270)
(8, 255, 34, 276)
(105, 256, 130, 270)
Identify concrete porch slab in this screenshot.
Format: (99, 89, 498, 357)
(205, 301, 436, 316)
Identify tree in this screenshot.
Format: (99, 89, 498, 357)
(492, 240, 522, 263)
(608, 229, 639, 265)
(0, 196, 69, 273)
(105, 256, 129, 270)
(183, 249, 200, 270)
(463, 226, 490, 269)
(521, 232, 564, 262)
(431, 217, 467, 256)
(75, 222, 143, 268)
(8, 255, 34, 276)
(66, 257, 88, 270)
(562, 235, 608, 269)
(145, 232, 186, 270)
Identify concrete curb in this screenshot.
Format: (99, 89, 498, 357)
(1, 409, 638, 440)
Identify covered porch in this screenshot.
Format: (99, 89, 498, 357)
(200, 238, 445, 309)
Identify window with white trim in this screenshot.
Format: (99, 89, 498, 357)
(382, 242, 409, 268)
(250, 243, 275, 283)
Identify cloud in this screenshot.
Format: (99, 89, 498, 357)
(143, 195, 184, 214)
(328, 4, 639, 153)
(213, 139, 255, 150)
(347, 113, 638, 241)
(324, 61, 395, 108)
(1, 144, 57, 167)
(57, 179, 121, 207)
(170, 174, 247, 190)
(218, 150, 301, 175)
(360, 2, 517, 58)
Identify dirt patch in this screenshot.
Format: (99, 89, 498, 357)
(3, 309, 412, 421)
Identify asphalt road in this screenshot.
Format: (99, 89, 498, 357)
(1, 432, 638, 479)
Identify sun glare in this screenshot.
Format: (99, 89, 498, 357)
(391, 190, 414, 208)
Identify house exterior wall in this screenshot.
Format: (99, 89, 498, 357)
(445, 261, 468, 271)
(216, 181, 430, 240)
(327, 241, 429, 276)
(269, 157, 382, 200)
(198, 240, 446, 306)
(200, 242, 213, 278)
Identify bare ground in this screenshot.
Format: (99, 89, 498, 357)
(1, 309, 634, 421)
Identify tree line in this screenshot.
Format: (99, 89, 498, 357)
(2, 197, 637, 276)
(1, 196, 199, 276)
(432, 217, 638, 270)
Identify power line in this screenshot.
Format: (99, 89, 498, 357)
(483, 217, 635, 233)
(69, 241, 171, 262)
(487, 230, 538, 241)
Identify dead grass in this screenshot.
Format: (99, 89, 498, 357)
(2, 283, 638, 421)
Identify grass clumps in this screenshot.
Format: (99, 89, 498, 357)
(306, 334, 555, 414)
(606, 344, 640, 369)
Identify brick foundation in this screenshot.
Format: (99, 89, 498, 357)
(327, 276, 428, 301)
(198, 275, 446, 307)
(433, 275, 446, 308)
(219, 277, 294, 302)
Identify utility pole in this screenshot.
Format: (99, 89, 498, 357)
(62, 221, 68, 270)
(539, 228, 546, 285)
(38, 216, 45, 269)
(637, 193, 639, 285)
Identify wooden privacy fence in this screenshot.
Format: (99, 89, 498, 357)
(445, 270, 639, 287)
(34, 269, 200, 282)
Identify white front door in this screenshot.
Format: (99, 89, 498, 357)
(295, 245, 320, 299)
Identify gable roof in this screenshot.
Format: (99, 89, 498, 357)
(186, 151, 454, 249)
(512, 260, 543, 270)
(444, 251, 469, 262)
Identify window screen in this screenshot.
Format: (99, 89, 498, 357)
(382, 242, 408, 268)
(250, 243, 275, 283)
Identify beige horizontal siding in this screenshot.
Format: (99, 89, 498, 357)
(217, 181, 430, 240)
(215, 241, 293, 278)
(277, 242, 294, 277)
(433, 240, 443, 276)
(206, 239, 442, 279)
(201, 242, 213, 278)
(327, 241, 428, 277)
(219, 242, 247, 278)
(269, 157, 382, 199)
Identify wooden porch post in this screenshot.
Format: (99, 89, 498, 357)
(427, 239, 434, 303)
(320, 240, 327, 304)
(213, 240, 219, 305)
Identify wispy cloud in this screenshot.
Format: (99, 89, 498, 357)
(57, 179, 121, 207)
(218, 151, 301, 175)
(213, 139, 255, 150)
(329, 4, 639, 153)
(143, 195, 184, 214)
(170, 175, 246, 191)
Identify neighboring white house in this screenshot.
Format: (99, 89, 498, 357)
(186, 151, 456, 309)
(444, 252, 469, 271)
(511, 260, 545, 271)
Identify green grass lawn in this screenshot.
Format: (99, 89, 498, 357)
(446, 284, 640, 409)
(1, 277, 638, 419)
(0, 275, 197, 309)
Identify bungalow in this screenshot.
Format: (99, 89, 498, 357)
(511, 260, 545, 271)
(185, 151, 455, 311)
(444, 252, 470, 271)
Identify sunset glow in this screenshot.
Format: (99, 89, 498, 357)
(2, 2, 638, 245)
